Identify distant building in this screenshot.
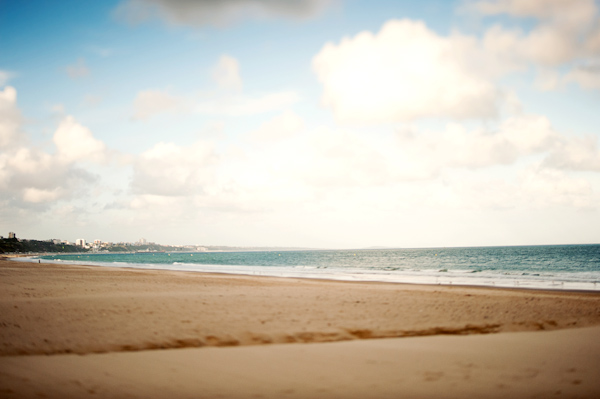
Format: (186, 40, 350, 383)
(8, 232, 16, 239)
(75, 238, 86, 247)
(139, 238, 147, 245)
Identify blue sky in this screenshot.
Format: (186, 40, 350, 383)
(1, 0, 599, 248)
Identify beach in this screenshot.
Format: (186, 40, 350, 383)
(1, 259, 600, 398)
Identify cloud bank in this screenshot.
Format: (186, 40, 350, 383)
(313, 19, 502, 123)
(0, 87, 108, 209)
(314, 0, 600, 124)
(3, 0, 599, 247)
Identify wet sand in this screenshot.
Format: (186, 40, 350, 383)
(1, 259, 600, 398)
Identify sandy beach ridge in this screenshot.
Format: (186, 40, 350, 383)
(2, 259, 600, 356)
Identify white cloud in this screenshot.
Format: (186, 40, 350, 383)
(196, 91, 300, 116)
(51, 103, 66, 114)
(313, 5, 600, 126)
(4, 147, 55, 176)
(587, 26, 600, 53)
(300, 127, 390, 186)
(0, 70, 14, 86)
(22, 187, 62, 203)
(53, 116, 107, 164)
(247, 110, 304, 141)
(115, 0, 332, 27)
(131, 56, 297, 121)
(564, 63, 600, 90)
(0, 90, 109, 208)
(470, 0, 598, 29)
(131, 54, 298, 120)
(0, 86, 21, 149)
(221, 113, 571, 198)
(519, 166, 595, 209)
(66, 58, 90, 79)
(133, 89, 184, 120)
(124, 125, 394, 218)
(543, 135, 600, 171)
(104, 101, 600, 246)
(131, 141, 218, 196)
(470, 0, 600, 89)
(480, 23, 584, 69)
(132, 88, 300, 120)
(212, 55, 242, 91)
(447, 114, 560, 167)
(0, 145, 97, 205)
(313, 19, 502, 123)
(431, 164, 597, 212)
(520, 25, 577, 66)
(232, 126, 396, 189)
(129, 194, 183, 210)
(84, 94, 103, 106)
(534, 68, 561, 91)
(389, 114, 568, 183)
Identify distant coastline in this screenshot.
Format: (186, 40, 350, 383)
(0, 233, 317, 255)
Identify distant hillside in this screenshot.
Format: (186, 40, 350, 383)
(0, 238, 85, 254)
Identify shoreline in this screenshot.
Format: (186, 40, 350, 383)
(9, 253, 600, 293)
(2, 259, 600, 398)
(7, 255, 600, 297)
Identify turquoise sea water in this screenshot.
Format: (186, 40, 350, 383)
(28, 244, 600, 291)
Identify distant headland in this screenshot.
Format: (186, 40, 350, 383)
(0, 232, 312, 255)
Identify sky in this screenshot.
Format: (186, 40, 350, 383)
(1, 0, 600, 249)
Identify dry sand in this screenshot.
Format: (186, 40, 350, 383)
(1, 259, 600, 398)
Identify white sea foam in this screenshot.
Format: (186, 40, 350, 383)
(14, 255, 600, 291)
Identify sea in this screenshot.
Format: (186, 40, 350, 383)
(20, 244, 600, 291)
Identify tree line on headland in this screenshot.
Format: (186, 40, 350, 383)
(0, 235, 312, 255)
(0, 237, 177, 254)
(0, 237, 85, 254)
